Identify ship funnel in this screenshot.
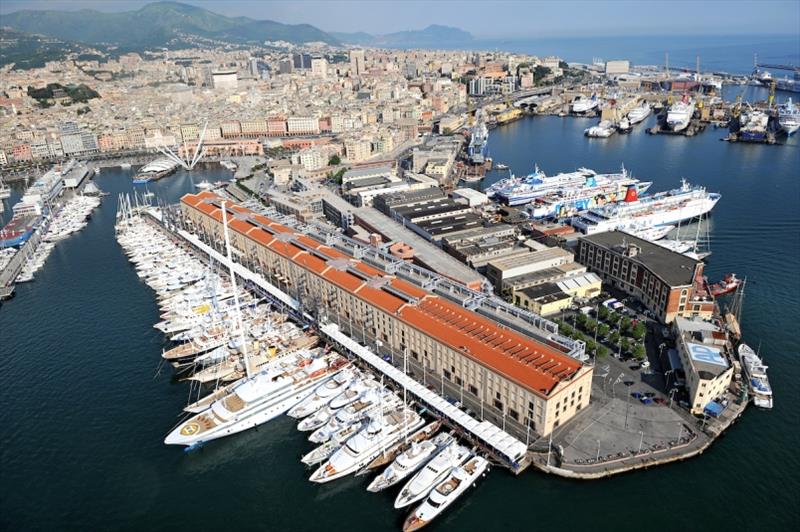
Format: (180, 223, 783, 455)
(624, 186, 638, 203)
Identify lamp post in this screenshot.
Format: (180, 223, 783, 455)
(596, 440, 601, 461)
(669, 387, 677, 409)
(638, 431, 644, 454)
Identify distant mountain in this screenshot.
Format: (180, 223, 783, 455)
(333, 25, 474, 48)
(1, 1, 339, 49)
(329, 32, 376, 46)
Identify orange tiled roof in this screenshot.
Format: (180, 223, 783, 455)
(180, 192, 582, 397)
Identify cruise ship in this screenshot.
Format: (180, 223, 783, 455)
(132, 158, 180, 184)
(493, 165, 649, 208)
(527, 172, 653, 220)
(778, 98, 800, 136)
(665, 96, 696, 132)
(571, 179, 721, 235)
(467, 122, 489, 165)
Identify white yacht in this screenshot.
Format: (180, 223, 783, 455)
(287, 368, 356, 419)
(164, 352, 348, 445)
(301, 420, 368, 466)
(394, 442, 471, 509)
(402, 455, 490, 531)
(585, 120, 615, 138)
(367, 432, 455, 493)
(666, 96, 696, 132)
(309, 408, 425, 483)
(739, 343, 772, 409)
(571, 94, 599, 114)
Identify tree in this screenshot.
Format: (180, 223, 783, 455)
(559, 60, 569, 70)
(533, 65, 551, 82)
(597, 323, 610, 339)
(596, 345, 610, 358)
(597, 305, 610, 321)
(584, 318, 598, 333)
(442, 127, 452, 136)
(328, 154, 341, 166)
(621, 316, 633, 334)
(608, 331, 621, 346)
(575, 313, 588, 328)
(632, 322, 647, 340)
(633, 343, 646, 360)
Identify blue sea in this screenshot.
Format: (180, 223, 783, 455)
(465, 34, 799, 75)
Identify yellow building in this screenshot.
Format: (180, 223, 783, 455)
(515, 283, 573, 317)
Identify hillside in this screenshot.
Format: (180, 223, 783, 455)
(334, 25, 474, 48)
(1, 1, 339, 49)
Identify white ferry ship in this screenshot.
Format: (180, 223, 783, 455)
(495, 165, 649, 208)
(571, 179, 721, 235)
(527, 172, 653, 219)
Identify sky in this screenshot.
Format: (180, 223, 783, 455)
(1, 0, 799, 38)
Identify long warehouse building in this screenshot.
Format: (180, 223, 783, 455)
(181, 191, 593, 437)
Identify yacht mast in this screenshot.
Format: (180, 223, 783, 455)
(221, 200, 252, 379)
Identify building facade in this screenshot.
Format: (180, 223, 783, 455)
(577, 231, 714, 323)
(181, 191, 593, 438)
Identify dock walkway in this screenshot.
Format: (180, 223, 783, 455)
(144, 207, 530, 473)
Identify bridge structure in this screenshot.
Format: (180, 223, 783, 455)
(154, 120, 208, 171)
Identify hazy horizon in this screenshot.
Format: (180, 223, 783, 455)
(1, 0, 798, 39)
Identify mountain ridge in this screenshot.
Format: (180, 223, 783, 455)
(1, 1, 339, 48)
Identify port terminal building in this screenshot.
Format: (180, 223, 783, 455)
(180, 191, 593, 438)
(576, 231, 714, 324)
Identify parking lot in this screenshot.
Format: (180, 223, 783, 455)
(542, 340, 709, 473)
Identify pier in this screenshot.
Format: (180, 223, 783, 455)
(144, 207, 531, 473)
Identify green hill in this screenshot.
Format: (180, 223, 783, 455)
(1, 1, 339, 48)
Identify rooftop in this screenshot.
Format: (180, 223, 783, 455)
(182, 191, 583, 397)
(581, 231, 699, 287)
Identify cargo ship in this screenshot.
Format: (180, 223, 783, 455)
(132, 158, 180, 184)
(738, 109, 770, 141)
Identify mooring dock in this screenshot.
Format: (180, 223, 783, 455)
(146, 207, 531, 473)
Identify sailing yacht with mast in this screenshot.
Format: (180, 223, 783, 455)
(164, 202, 348, 446)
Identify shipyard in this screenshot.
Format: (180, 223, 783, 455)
(1, 2, 797, 531)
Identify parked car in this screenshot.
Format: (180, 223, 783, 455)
(640, 360, 651, 369)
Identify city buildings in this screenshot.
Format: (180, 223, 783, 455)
(181, 191, 593, 437)
(576, 231, 715, 323)
(672, 316, 734, 415)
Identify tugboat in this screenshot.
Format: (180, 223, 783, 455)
(709, 273, 742, 297)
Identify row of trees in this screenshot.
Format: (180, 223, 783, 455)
(557, 306, 647, 360)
